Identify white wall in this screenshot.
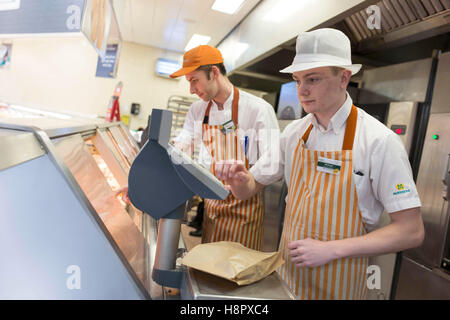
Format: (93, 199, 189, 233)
(0, 36, 194, 129)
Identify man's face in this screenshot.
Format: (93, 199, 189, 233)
(292, 67, 349, 115)
(185, 69, 218, 101)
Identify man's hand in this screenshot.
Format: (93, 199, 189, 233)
(214, 160, 263, 200)
(173, 141, 193, 155)
(288, 238, 338, 268)
(114, 185, 130, 204)
(215, 160, 250, 187)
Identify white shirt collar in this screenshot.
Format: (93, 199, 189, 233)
(310, 92, 353, 135)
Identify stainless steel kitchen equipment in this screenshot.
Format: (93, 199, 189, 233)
(396, 51, 450, 300)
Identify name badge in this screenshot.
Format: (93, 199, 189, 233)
(317, 156, 341, 175)
(220, 119, 236, 135)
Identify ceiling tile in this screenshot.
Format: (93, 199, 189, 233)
(112, 0, 262, 52)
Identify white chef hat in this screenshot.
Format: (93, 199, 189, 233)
(280, 28, 361, 75)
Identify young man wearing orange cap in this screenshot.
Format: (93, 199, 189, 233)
(214, 29, 424, 299)
(170, 45, 279, 251)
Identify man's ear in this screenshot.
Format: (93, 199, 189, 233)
(341, 69, 352, 88)
(211, 65, 220, 80)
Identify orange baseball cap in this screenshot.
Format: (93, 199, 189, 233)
(170, 45, 224, 78)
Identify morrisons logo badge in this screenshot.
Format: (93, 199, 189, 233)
(393, 183, 411, 195)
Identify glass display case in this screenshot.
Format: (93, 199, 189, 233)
(0, 117, 160, 299)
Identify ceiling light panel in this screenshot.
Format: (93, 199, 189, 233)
(211, 0, 245, 15)
(184, 33, 211, 51)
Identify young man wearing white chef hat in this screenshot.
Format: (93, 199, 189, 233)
(214, 28, 424, 299)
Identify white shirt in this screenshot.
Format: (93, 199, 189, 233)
(174, 88, 279, 168)
(250, 93, 421, 230)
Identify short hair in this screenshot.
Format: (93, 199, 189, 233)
(196, 63, 227, 79)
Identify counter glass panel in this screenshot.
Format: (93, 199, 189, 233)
(52, 133, 152, 296)
(85, 134, 143, 231)
(107, 126, 137, 166)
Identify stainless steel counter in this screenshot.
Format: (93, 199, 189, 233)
(181, 267, 295, 300)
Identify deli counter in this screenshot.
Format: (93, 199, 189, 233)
(0, 116, 294, 300)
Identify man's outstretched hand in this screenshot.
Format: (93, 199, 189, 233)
(214, 160, 262, 200)
(114, 185, 130, 204)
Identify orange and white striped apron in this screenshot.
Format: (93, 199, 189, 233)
(279, 105, 368, 300)
(201, 87, 264, 251)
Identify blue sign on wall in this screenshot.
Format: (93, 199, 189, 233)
(95, 44, 119, 78)
(0, 0, 85, 34)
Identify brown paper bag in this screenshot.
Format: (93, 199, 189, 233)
(180, 241, 284, 285)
